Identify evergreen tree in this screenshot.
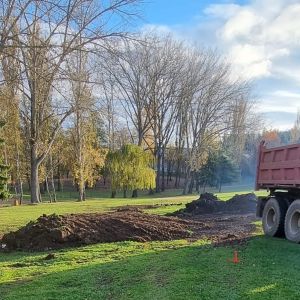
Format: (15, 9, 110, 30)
(215, 153, 239, 192)
(198, 152, 218, 192)
(198, 150, 238, 192)
(0, 121, 9, 200)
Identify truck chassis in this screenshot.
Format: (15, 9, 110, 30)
(256, 142, 300, 243)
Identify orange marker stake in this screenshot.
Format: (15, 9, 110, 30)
(232, 250, 240, 264)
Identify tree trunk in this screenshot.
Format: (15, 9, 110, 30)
(155, 153, 161, 193)
(111, 190, 116, 198)
(40, 181, 46, 194)
(19, 179, 23, 205)
(123, 189, 127, 198)
(161, 150, 165, 191)
(167, 159, 172, 186)
(175, 160, 180, 188)
(195, 177, 200, 193)
(30, 159, 40, 203)
(57, 164, 62, 192)
(182, 168, 191, 195)
(50, 155, 57, 202)
(45, 176, 53, 203)
(188, 171, 195, 194)
(132, 189, 138, 198)
(78, 185, 85, 201)
(218, 182, 222, 192)
(26, 172, 31, 191)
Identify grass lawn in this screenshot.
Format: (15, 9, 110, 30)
(2, 189, 299, 300)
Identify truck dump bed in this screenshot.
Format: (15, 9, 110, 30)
(256, 142, 300, 190)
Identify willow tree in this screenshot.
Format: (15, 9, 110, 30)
(0, 121, 9, 200)
(106, 144, 155, 198)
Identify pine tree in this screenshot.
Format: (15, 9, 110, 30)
(215, 153, 239, 192)
(0, 121, 10, 200)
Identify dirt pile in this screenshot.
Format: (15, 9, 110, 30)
(225, 193, 257, 213)
(173, 192, 257, 216)
(1, 209, 203, 251)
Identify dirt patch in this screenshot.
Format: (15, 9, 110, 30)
(1, 209, 205, 251)
(186, 213, 257, 247)
(171, 193, 257, 216)
(1, 195, 259, 251)
(114, 203, 183, 211)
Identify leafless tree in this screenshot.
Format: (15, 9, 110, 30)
(144, 36, 185, 192)
(178, 50, 251, 194)
(0, 0, 140, 203)
(104, 37, 155, 146)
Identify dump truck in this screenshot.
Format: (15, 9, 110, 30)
(256, 141, 300, 243)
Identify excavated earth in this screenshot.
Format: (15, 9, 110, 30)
(171, 192, 257, 216)
(1, 208, 206, 251)
(1, 193, 258, 251)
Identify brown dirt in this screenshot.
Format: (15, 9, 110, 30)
(171, 193, 257, 216)
(1, 193, 259, 251)
(1, 208, 205, 251)
(1, 204, 258, 251)
(185, 213, 257, 247)
(114, 203, 183, 211)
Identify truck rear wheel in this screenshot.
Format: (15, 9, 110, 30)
(262, 198, 286, 237)
(284, 200, 300, 243)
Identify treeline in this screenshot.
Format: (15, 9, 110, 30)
(0, 0, 262, 203)
(262, 112, 300, 148)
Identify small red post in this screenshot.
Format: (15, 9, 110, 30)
(232, 250, 240, 264)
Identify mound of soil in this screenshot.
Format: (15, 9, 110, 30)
(225, 193, 257, 213)
(173, 193, 257, 216)
(1, 209, 203, 251)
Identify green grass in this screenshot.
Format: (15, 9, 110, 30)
(0, 189, 267, 234)
(4, 189, 298, 300)
(0, 192, 196, 234)
(1, 237, 300, 299)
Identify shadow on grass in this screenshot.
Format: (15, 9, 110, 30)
(1, 236, 300, 300)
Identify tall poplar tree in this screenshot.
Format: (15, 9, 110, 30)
(0, 121, 9, 199)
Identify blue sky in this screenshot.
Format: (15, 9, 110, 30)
(135, 0, 300, 130)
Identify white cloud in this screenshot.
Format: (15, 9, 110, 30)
(263, 4, 300, 45)
(272, 90, 300, 98)
(202, 0, 300, 129)
(141, 0, 300, 129)
(228, 44, 271, 78)
(203, 4, 241, 19)
(203, 1, 300, 84)
(221, 9, 265, 41)
(141, 24, 173, 35)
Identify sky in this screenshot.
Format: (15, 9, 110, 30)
(135, 0, 300, 130)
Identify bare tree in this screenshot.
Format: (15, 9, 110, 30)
(144, 36, 185, 192)
(0, 0, 140, 203)
(104, 37, 155, 146)
(178, 50, 250, 194)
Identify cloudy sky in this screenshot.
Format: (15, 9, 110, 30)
(137, 0, 300, 130)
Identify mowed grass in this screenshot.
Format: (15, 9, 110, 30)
(2, 189, 299, 300)
(1, 237, 300, 299)
(0, 189, 267, 234)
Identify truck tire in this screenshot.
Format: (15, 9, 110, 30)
(284, 200, 300, 243)
(262, 197, 287, 237)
